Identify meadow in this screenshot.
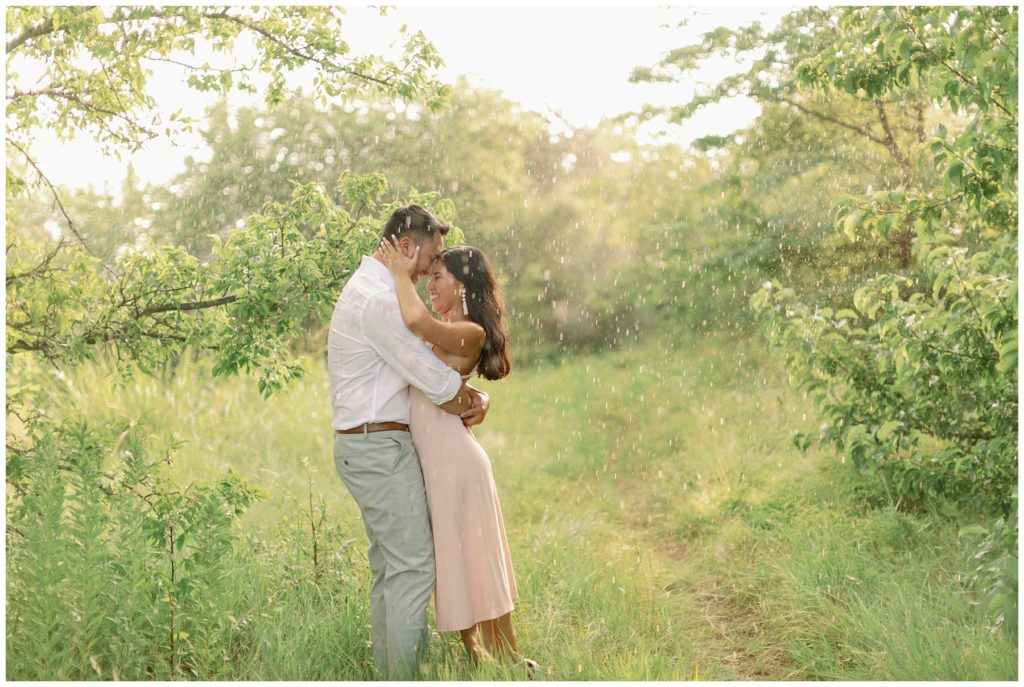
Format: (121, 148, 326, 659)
(6, 6, 1017, 682)
(8, 332, 1014, 680)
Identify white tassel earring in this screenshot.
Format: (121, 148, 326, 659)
(461, 289, 469, 316)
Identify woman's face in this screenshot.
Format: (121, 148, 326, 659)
(426, 260, 462, 315)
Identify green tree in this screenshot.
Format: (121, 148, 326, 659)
(7, 5, 449, 386)
(7, 6, 447, 157)
(625, 8, 942, 343)
(6, 8, 455, 678)
(632, 7, 942, 269)
(132, 83, 702, 358)
(746, 6, 1016, 633)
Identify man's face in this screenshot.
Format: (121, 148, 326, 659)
(412, 232, 444, 281)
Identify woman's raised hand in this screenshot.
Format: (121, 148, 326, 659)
(379, 235, 418, 278)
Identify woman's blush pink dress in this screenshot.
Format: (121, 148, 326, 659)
(409, 375, 518, 632)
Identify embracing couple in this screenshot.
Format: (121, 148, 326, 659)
(327, 205, 536, 679)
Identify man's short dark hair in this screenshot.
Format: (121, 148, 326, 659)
(382, 205, 450, 244)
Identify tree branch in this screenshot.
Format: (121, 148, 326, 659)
(139, 295, 238, 317)
(6, 139, 96, 253)
(873, 99, 913, 185)
(775, 95, 887, 146)
(6, 236, 68, 284)
(7, 288, 240, 358)
(900, 9, 1015, 120)
(200, 11, 394, 89)
(9, 88, 159, 142)
(7, 139, 131, 283)
(6, 17, 55, 53)
(140, 55, 254, 75)
(5, 7, 96, 54)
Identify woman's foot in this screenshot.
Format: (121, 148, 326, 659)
(512, 656, 540, 679)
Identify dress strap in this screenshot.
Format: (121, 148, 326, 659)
(461, 359, 480, 380)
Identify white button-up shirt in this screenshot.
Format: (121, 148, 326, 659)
(327, 255, 462, 430)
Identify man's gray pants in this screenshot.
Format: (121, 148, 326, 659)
(333, 430, 435, 679)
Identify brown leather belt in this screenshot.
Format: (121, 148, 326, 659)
(336, 421, 410, 435)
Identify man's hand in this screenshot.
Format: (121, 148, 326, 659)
(460, 387, 490, 427)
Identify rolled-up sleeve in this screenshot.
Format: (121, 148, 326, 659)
(363, 291, 462, 405)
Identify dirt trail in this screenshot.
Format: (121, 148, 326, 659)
(609, 476, 792, 681)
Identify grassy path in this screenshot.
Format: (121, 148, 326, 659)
(46, 334, 1017, 680)
(473, 335, 819, 679)
(473, 336, 1015, 680)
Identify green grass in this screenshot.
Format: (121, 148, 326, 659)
(9, 334, 1017, 680)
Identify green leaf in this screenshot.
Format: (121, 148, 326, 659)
(996, 338, 1017, 374)
(876, 420, 902, 442)
(842, 210, 862, 241)
(948, 161, 964, 185)
(958, 524, 989, 537)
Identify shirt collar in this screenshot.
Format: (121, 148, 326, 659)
(361, 254, 396, 289)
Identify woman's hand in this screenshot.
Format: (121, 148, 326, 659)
(379, 236, 418, 280)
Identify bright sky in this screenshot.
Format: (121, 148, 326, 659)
(14, 3, 795, 194)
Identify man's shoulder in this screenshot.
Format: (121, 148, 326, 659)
(341, 266, 392, 301)
(363, 286, 400, 320)
(338, 273, 396, 326)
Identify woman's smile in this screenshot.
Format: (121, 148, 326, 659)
(427, 263, 460, 315)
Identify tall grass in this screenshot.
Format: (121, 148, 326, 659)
(6, 335, 1016, 679)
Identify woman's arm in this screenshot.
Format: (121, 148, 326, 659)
(380, 241, 432, 331)
(379, 237, 485, 357)
(408, 306, 484, 357)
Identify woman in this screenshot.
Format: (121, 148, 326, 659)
(379, 237, 536, 672)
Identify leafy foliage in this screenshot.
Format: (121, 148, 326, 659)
(627, 6, 940, 341)
(6, 418, 263, 679)
(6, 5, 456, 392)
(13, 81, 709, 359)
(4, 411, 371, 679)
(746, 6, 1016, 632)
(5, 9, 456, 680)
(961, 504, 1019, 637)
(7, 173, 455, 395)
(6, 6, 448, 156)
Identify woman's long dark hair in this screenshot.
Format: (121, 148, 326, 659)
(438, 246, 511, 380)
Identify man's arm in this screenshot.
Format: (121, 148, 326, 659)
(439, 384, 475, 415)
(459, 386, 490, 427)
(363, 291, 466, 412)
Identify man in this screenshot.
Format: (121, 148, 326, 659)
(327, 204, 489, 679)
